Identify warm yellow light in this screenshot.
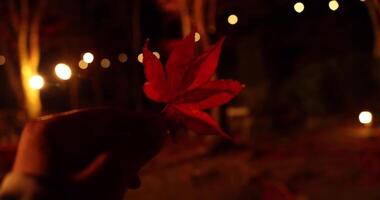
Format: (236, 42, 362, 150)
(83, 52, 94, 64)
(78, 60, 88, 69)
(29, 75, 44, 90)
(100, 58, 111, 68)
(138, 51, 160, 63)
(329, 0, 339, 11)
(153, 52, 160, 59)
(0, 56, 6, 65)
(194, 32, 201, 42)
(294, 2, 305, 13)
(118, 53, 128, 63)
(227, 14, 238, 25)
(359, 111, 373, 125)
(55, 63, 72, 80)
(360, 0, 365, 2)
(137, 53, 143, 63)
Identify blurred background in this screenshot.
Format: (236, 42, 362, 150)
(1, 0, 380, 199)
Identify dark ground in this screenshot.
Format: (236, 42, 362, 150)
(126, 122, 380, 200)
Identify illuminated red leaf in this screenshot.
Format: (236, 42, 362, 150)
(185, 37, 225, 91)
(166, 32, 196, 94)
(142, 33, 243, 139)
(143, 42, 170, 102)
(167, 105, 231, 139)
(175, 80, 244, 109)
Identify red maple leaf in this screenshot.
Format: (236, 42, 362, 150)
(143, 32, 244, 139)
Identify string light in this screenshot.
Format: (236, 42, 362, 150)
(294, 2, 305, 13)
(83, 52, 94, 64)
(194, 32, 201, 42)
(138, 52, 160, 63)
(359, 111, 373, 125)
(137, 53, 143, 63)
(78, 60, 88, 69)
(153, 52, 160, 59)
(329, 0, 339, 11)
(100, 58, 111, 68)
(55, 63, 72, 80)
(29, 75, 44, 90)
(227, 14, 238, 25)
(118, 53, 128, 63)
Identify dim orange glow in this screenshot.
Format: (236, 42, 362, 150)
(78, 60, 88, 69)
(100, 58, 111, 68)
(0, 56, 6, 65)
(118, 53, 128, 63)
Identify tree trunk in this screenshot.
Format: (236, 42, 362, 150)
(366, 0, 380, 59)
(17, 0, 45, 118)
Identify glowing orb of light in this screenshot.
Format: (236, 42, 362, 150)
(329, 0, 339, 11)
(153, 52, 160, 59)
(55, 63, 72, 80)
(359, 111, 373, 125)
(83, 52, 94, 64)
(194, 32, 201, 42)
(100, 58, 111, 68)
(227, 14, 238, 25)
(118, 53, 128, 63)
(138, 52, 160, 63)
(137, 53, 143, 63)
(29, 75, 44, 90)
(78, 60, 88, 69)
(294, 2, 305, 13)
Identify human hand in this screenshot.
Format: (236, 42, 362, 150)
(0, 107, 166, 200)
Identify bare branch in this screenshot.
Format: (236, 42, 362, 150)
(29, 0, 46, 70)
(8, 0, 20, 33)
(178, 0, 191, 37)
(194, 0, 210, 48)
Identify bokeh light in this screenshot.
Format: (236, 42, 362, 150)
(194, 32, 201, 42)
(138, 52, 160, 63)
(78, 60, 88, 69)
(294, 2, 305, 13)
(137, 53, 143, 63)
(118, 53, 128, 63)
(100, 58, 111, 68)
(153, 52, 160, 59)
(359, 111, 373, 125)
(83, 52, 94, 64)
(29, 75, 44, 90)
(227, 14, 238, 25)
(0, 56, 6, 65)
(55, 63, 72, 80)
(329, 0, 339, 11)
